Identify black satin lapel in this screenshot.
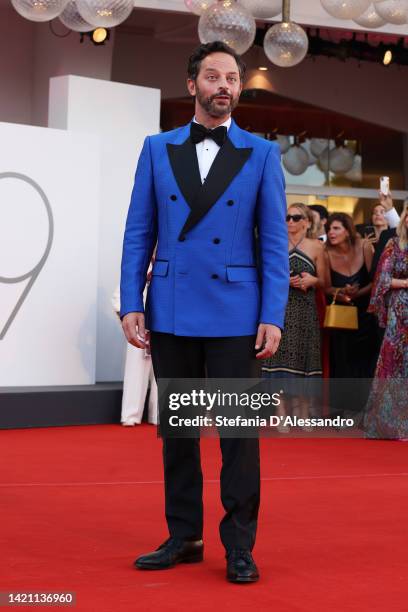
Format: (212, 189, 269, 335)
(167, 139, 202, 208)
(179, 138, 253, 237)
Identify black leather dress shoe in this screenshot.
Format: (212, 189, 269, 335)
(226, 549, 259, 583)
(134, 538, 204, 570)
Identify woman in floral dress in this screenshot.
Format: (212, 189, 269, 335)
(364, 204, 408, 439)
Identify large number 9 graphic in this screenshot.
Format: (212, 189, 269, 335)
(0, 172, 54, 340)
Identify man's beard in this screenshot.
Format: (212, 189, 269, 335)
(195, 85, 239, 118)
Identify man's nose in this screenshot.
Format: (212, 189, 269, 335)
(217, 78, 230, 91)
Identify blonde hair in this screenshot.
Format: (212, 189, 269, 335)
(396, 202, 408, 250)
(288, 202, 316, 239)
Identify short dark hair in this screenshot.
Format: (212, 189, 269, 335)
(308, 204, 329, 221)
(187, 41, 246, 82)
(326, 212, 357, 246)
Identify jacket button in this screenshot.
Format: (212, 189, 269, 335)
(178, 235, 186, 242)
(170, 194, 177, 201)
(213, 238, 220, 244)
(211, 274, 219, 279)
(227, 199, 234, 206)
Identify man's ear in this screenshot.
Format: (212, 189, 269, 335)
(187, 78, 196, 97)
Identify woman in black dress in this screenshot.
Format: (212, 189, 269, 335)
(324, 213, 378, 415)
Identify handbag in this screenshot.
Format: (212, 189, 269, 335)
(324, 289, 358, 330)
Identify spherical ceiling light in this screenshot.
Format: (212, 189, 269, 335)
(76, 0, 133, 27)
(329, 145, 355, 174)
(320, 0, 371, 20)
(11, 0, 69, 22)
(264, 21, 308, 68)
(353, 4, 387, 27)
(59, 0, 93, 30)
(310, 138, 328, 158)
(374, 0, 408, 24)
(184, 0, 214, 16)
(303, 140, 318, 166)
(308, 151, 318, 166)
(318, 146, 334, 173)
(198, 0, 256, 55)
(344, 154, 362, 182)
(282, 144, 309, 175)
(239, 0, 281, 19)
(276, 134, 290, 154)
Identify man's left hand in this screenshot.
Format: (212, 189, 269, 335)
(255, 324, 281, 359)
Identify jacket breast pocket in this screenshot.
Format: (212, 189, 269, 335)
(152, 260, 169, 277)
(226, 266, 258, 282)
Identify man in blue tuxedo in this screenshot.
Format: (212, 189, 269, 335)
(120, 41, 289, 583)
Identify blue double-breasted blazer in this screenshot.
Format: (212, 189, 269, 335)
(120, 119, 289, 337)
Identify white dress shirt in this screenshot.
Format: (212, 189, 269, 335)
(193, 117, 231, 184)
(384, 207, 400, 229)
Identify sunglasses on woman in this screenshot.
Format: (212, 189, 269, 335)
(286, 214, 305, 222)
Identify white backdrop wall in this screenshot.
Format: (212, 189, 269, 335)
(49, 76, 161, 381)
(0, 122, 100, 385)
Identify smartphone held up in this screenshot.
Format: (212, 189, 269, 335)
(380, 176, 390, 196)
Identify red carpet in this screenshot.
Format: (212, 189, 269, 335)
(1, 425, 408, 611)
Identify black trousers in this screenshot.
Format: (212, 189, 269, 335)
(150, 332, 261, 552)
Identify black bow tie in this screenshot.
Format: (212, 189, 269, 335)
(190, 122, 227, 147)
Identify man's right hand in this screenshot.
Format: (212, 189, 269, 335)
(122, 312, 148, 349)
